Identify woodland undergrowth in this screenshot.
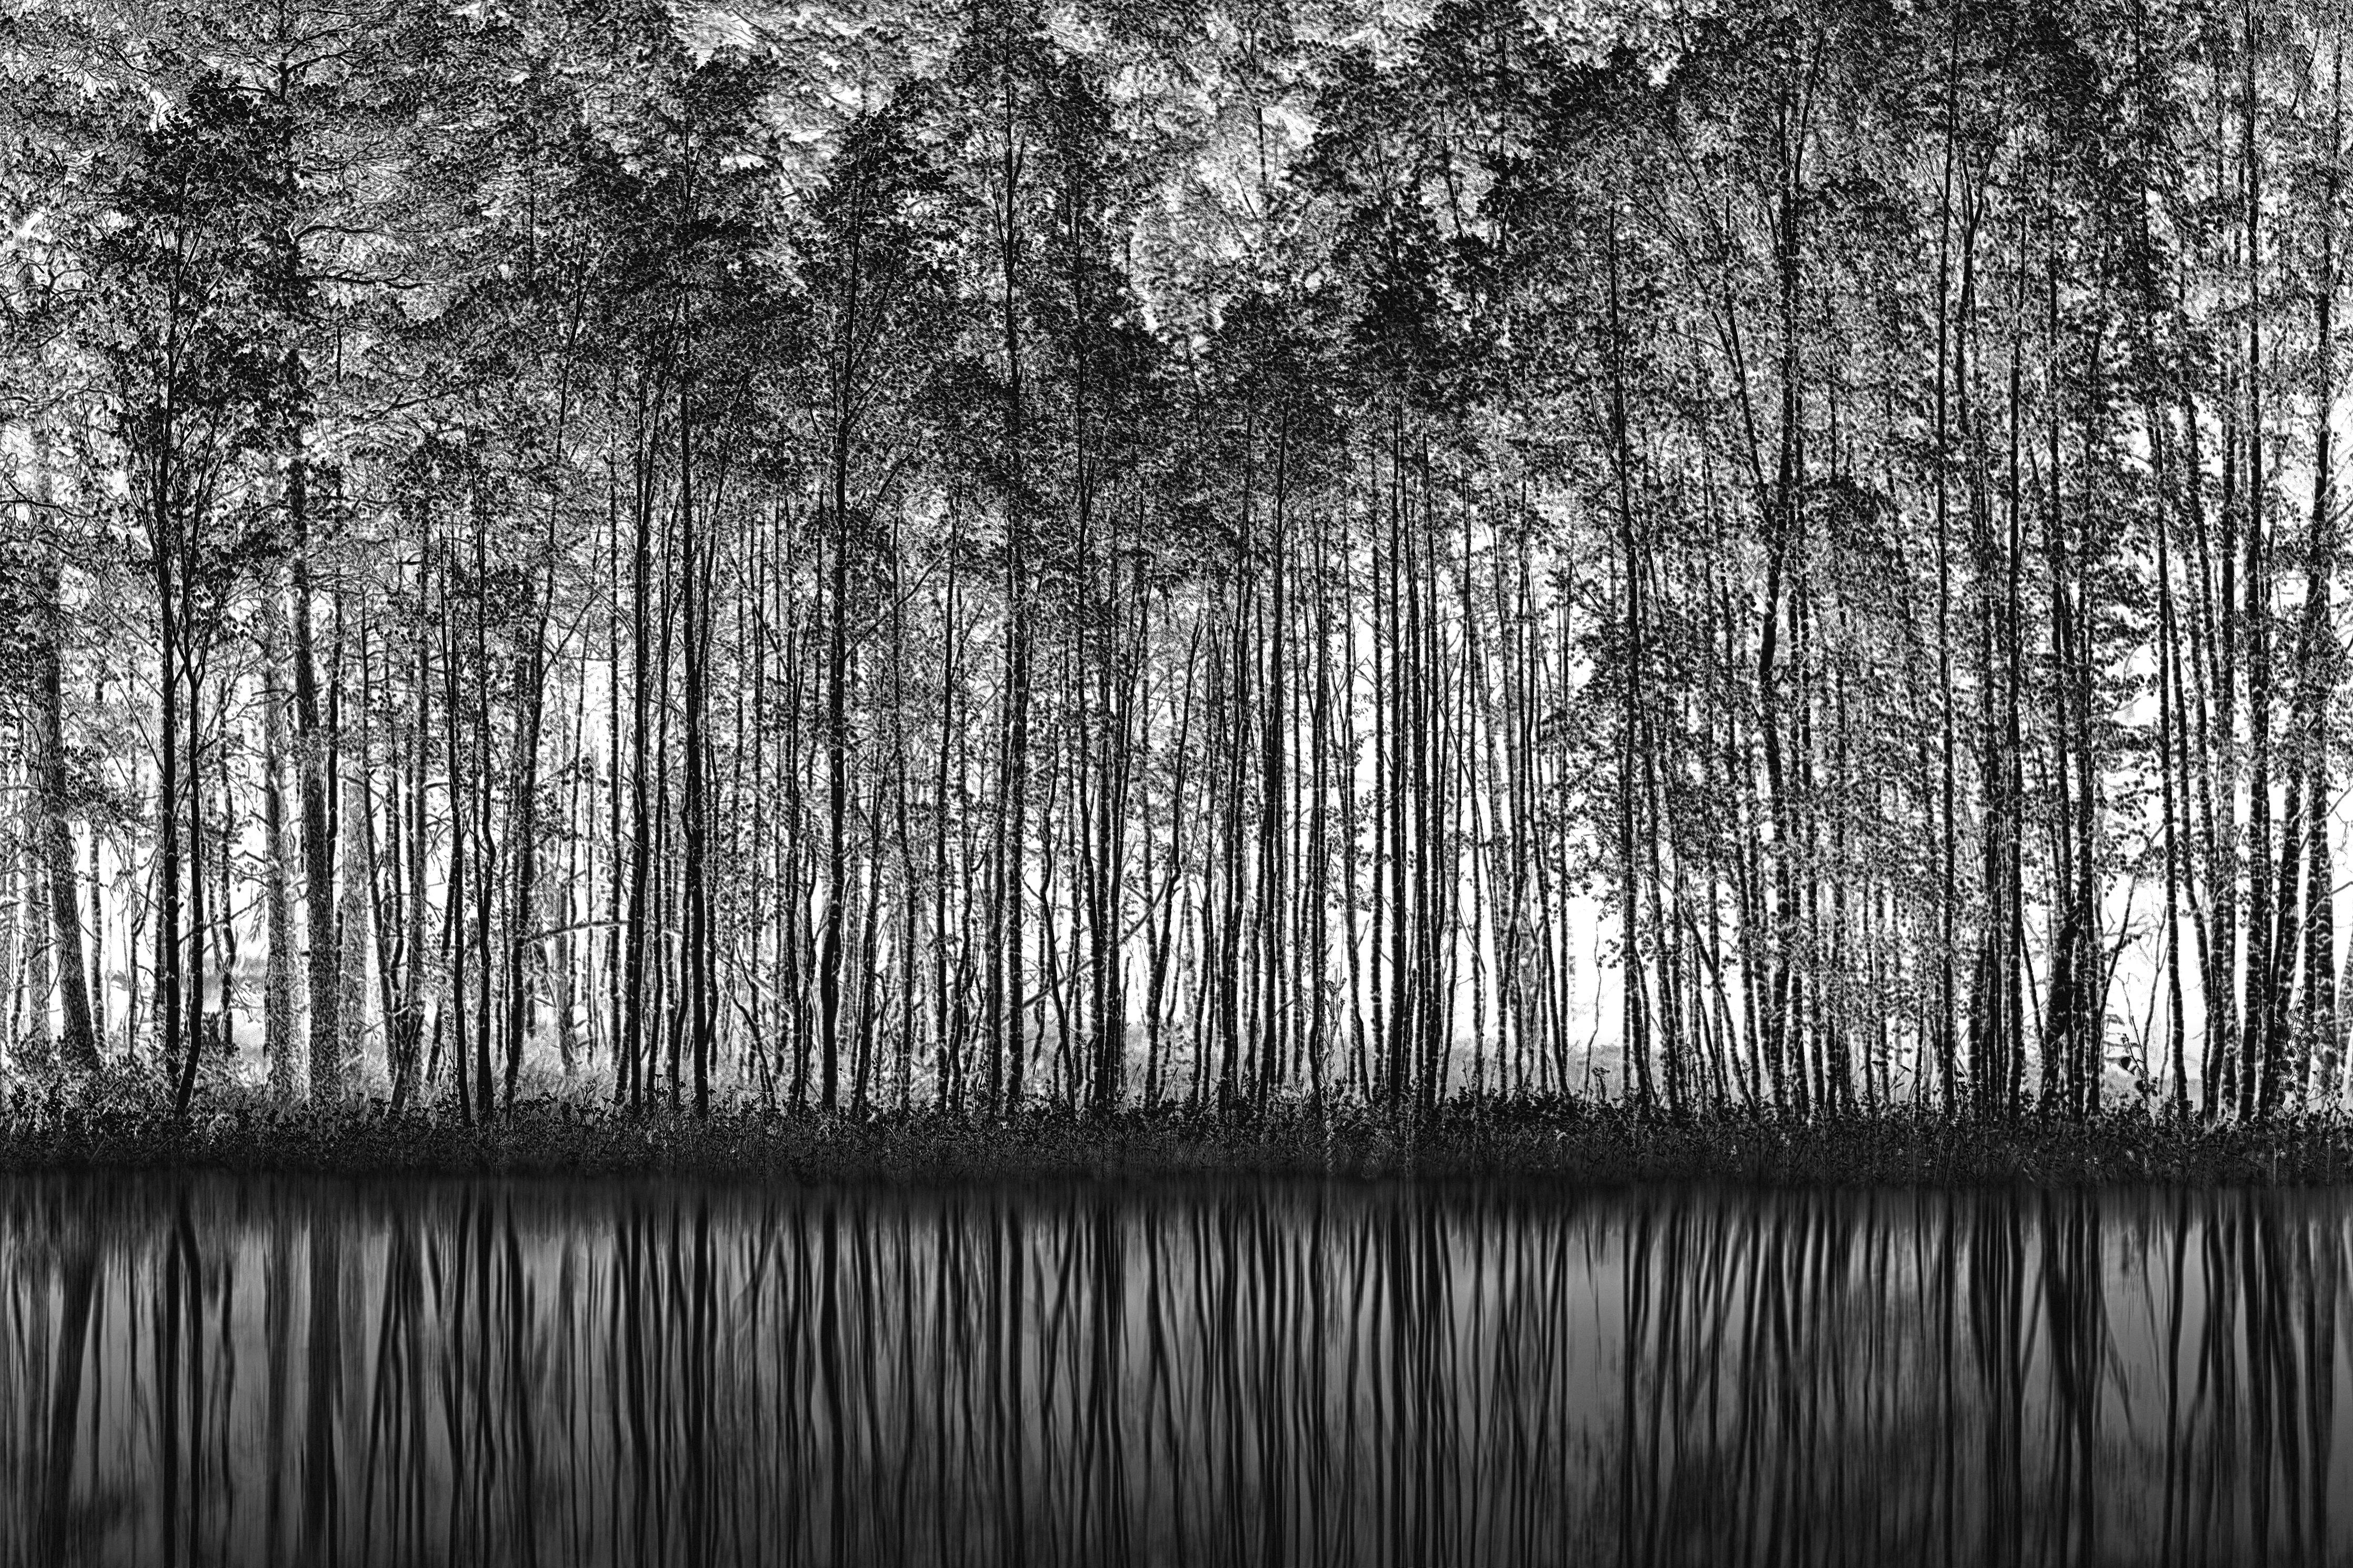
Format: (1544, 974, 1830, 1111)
(3, 1071, 2351, 1188)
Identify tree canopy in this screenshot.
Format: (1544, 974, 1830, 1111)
(0, 0, 2346, 1122)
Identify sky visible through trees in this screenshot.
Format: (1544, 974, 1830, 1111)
(2, 0, 2350, 1123)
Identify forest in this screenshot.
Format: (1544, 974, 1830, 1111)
(1, 0, 2347, 1133)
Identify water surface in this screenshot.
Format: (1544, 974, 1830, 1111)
(1, 1175, 2346, 1566)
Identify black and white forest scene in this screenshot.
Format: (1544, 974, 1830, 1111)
(4, 0, 2353, 1561)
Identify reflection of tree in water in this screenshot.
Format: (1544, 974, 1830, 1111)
(1614, 1189, 2349, 1567)
(0, 1180, 2348, 1565)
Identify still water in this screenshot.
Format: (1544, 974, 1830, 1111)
(1, 1175, 2346, 1566)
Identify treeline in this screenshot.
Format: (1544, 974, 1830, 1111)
(0, 0, 2346, 1121)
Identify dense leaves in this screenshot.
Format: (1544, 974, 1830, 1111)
(0, 0, 2346, 1124)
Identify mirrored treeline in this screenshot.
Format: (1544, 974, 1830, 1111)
(3, 1178, 2350, 1566)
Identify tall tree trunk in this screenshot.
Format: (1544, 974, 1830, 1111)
(291, 460, 341, 1100)
(262, 585, 299, 1096)
(32, 547, 97, 1073)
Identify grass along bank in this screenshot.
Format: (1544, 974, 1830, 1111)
(4, 1077, 2353, 1186)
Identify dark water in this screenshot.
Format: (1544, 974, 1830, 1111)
(2, 1178, 2348, 1567)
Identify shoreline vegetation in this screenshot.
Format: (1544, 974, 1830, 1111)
(7, 1081, 2353, 1188)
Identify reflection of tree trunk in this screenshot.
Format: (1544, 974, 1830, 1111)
(40, 1234, 97, 1560)
(154, 1191, 205, 1560)
(301, 1219, 343, 1559)
(264, 1209, 292, 1565)
(2038, 1193, 2105, 1545)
